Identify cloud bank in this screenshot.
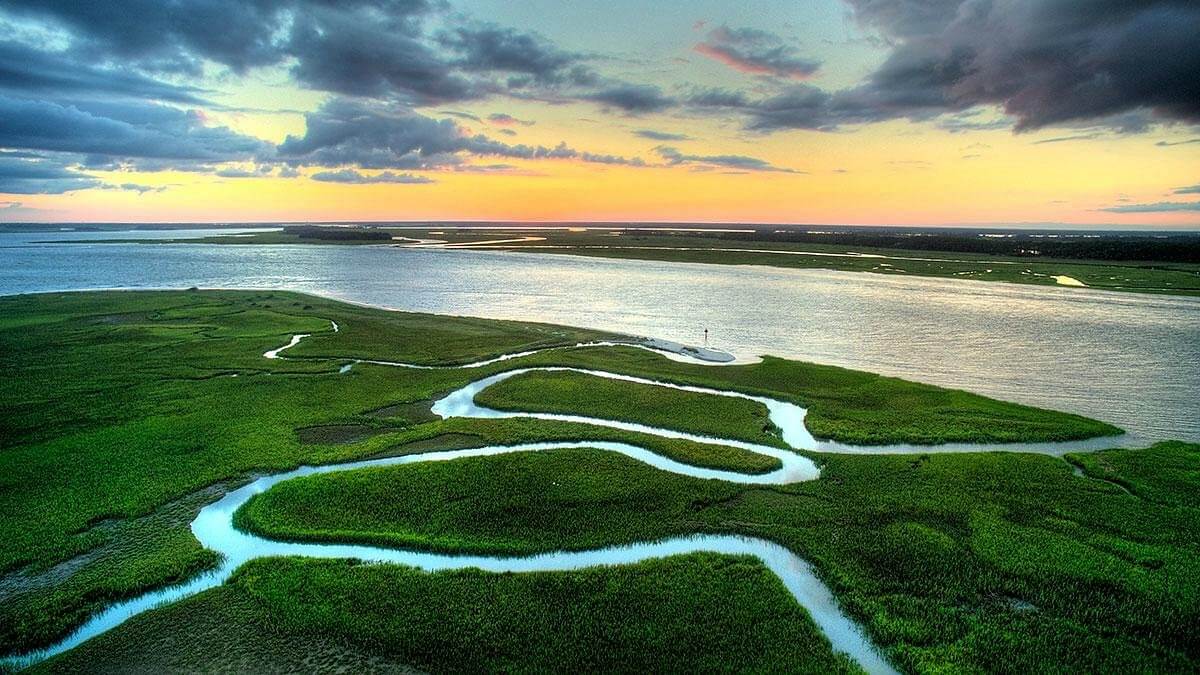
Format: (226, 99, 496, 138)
(695, 26, 820, 79)
(0, 0, 1195, 200)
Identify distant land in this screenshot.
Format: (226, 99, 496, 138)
(32, 223, 1200, 296)
(4, 222, 1200, 234)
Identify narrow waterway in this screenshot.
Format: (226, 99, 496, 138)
(6, 324, 1139, 672)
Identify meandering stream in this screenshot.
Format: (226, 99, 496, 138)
(4, 326, 1130, 672)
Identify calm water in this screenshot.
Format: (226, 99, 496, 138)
(2, 229, 1197, 442)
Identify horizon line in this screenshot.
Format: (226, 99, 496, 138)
(2, 220, 1199, 233)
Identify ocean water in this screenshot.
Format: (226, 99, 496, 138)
(2, 229, 1197, 442)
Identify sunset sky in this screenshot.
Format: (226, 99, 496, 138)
(1, 0, 1198, 227)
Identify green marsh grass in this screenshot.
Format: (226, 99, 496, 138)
(476, 369, 786, 447)
(31, 555, 857, 674)
(0, 289, 1162, 670)
(234, 443, 1200, 672)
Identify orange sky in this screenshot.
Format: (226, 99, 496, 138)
(2, 0, 1198, 228)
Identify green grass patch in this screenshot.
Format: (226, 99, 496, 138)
(0, 290, 612, 652)
(1068, 442, 1200, 507)
(236, 448, 738, 555)
(285, 302, 615, 366)
(0, 291, 779, 653)
(476, 369, 786, 447)
(341, 416, 782, 475)
(0, 289, 1148, 668)
(511, 346, 1121, 445)
(234, 442, 1200, 672)
(32, 554, 856, 674)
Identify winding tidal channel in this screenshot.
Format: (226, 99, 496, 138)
(5, 323, 1128, 673)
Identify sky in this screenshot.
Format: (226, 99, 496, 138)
(0, 0, 1198, 227)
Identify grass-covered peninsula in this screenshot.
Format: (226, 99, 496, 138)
(0, 290, 1194, 673)
(476, 369, 787, 447)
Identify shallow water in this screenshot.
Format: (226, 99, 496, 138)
(435, 365, 1125, 458)
(2, 229, 1196, 441)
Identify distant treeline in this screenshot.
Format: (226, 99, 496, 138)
(284, 226, 391, 241)
(716, 230, 1200, 263)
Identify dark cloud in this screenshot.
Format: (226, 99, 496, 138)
(1, 0, 435, 75)
(691, 1, 1200, 133)
(102, 182, 167, 194)
(0, 155, 98, 194)
(0, 155, 184, 196)
(841, 0, 1200, 131)
(585, 83, 675, 113)
(453, 163, 519, 173)
(687, 83, 885, 131)
(735, 85, 842, 131)
(282, 9, 610, 105)
(634, 129, 691, 141)
(684, 87, 750, 108)
(277, 98, 645, 170)
(0, 95, 270, 161)
(1173, 184, 1200, 195)
(311, 169, 435, 184)
(935, 110, 1011, 133)
(214, 168, 261, 178)
(1090, 111, 1155, 135)
(438, 24, 581, 82)
(694, 26, 820, 79)
(1157, 138, 1200, 147)
(0, 40, 206, 103)
(124, 160, 219, 173)
(580, 152, 645, 167)
(439, 110, 483, 122)
(286, 7, 481, 104)
(0, 0, 682, 157)
(277, 99, 466, 169)
(488, 113, 534, 127)
(76, 155, 124, 171)
(1, 1, 591, 107)
(4, 0, 1193, 191)
(1101, 201, 1200, 213)
(1, 0, 679, 146)
(847, 0, 964, 39)
(1032, 135, 1099, 145)
(653, 146, 800, 173)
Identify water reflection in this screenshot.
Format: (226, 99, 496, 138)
(2, 231, 1197, 441)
